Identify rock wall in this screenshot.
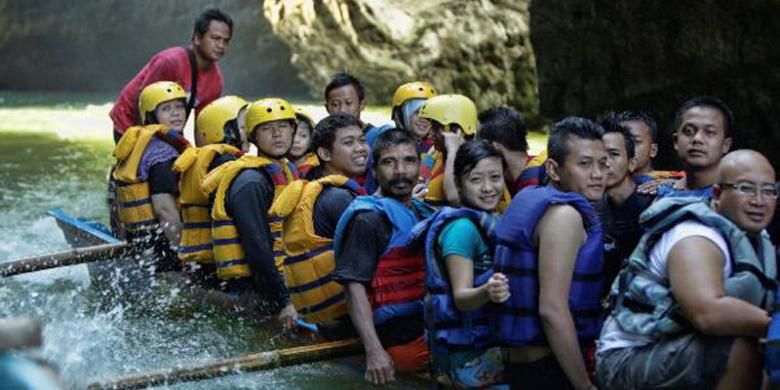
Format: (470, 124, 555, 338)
(531, 0, 780, 168)
(0, 0, 308, 97)
(263, 0, 541, 124)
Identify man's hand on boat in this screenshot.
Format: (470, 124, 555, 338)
(365, 347, 395, 385)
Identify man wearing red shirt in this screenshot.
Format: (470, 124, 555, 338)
(110, 9, 233, 142)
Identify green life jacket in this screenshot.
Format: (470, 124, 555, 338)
(609, 197, 777, 338)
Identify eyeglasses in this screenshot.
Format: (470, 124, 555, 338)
(719, 182, 779, 198)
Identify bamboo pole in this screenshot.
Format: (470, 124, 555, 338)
(0, 242, 128, 277)
(86, 338, 363, 390)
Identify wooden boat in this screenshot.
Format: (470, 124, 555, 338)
(47, 208, 254, 315)
(48, 208, 121, 247)
(47, 208, 436, 388)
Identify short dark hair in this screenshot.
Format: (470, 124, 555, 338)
(223, 119, 242, 150)
(324, 71, 365, 102)
(295, 113, 314, 135)
(477, 107, 529, 152)
(454, 140, 504, 187)
(672, 96, 734, 137)
(371, 128, 415, 169)
(194, 9, 233, 38)
(615, 110, 659, 142)
(548, 117, 605, 165)
(599, 112, 636, 159)
(312, 114, 362, 153)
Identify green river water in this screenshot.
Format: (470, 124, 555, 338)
(0, 91, 546, 389)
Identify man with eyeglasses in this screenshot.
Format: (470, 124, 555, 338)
(596, 149, 777, 389)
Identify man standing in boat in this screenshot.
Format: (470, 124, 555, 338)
(109, 8, 233, 143)
(332, 129, 433, 385)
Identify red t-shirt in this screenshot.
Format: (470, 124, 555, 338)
(110, 46, 223, 134)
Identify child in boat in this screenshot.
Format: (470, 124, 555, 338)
(289, 107, 319, 178)
(173, 96, 247, 285)
(411, 140, 510, 388)
(112, 81, 190, 272)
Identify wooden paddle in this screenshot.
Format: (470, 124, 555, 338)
(86, 338, 363, 390)
(0, 242, 128, 277)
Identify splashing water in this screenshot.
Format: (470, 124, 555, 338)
(0, 93, 429, 389)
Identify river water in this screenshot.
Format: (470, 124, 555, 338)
(0, 91, 547, 389)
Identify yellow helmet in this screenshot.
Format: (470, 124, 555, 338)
(294, 106, 315, 127)
(391, 81, 437, 109)
(138, 81, 187, 124)
(418, 94, 478, 135)
(245, 98, 296, 135)
(195, 96, 248, 145)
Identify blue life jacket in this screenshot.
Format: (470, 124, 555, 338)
(656, 184, 712, 199)
(609, 197, 777, 338)
(633, 174, 653, 185)
(767, 288, 780, 383)
(408, 207, 500, 353)
(365, 123, 394, 149)
(490, 185, 604, 346)
(362, 124, 394, 194)
(334, 195, 433, 326)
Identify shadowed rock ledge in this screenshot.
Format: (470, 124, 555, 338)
(530, 0, 780, 168)
(263, 0, 541, 124)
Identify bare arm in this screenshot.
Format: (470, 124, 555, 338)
(668, 236, 770, 337)
(345, 282, 395, 385)
(151, 193, 182, 246)
(442, 132, 463, 206)
(536, 205, 594, 390)
(446, 254, 510, 311)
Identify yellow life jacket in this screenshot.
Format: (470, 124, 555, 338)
(648, 169, 685, 180)
(113, 125, 187, 234)
(296, 153, 320, 177)
(424, 147, 511, 212)
(202, 155, 297, 280)
(270, 175, 364, 323)
(173, 144, 241, 263)
(423, 148, 447, 206)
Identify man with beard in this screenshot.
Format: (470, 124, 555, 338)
(332, 129, 434, 385)
(110, 9, 232, 142)
(656, 96, 733, 199)
(270, 114, 368, 339)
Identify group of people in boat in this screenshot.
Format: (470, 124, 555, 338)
(106, 8, 780, 389)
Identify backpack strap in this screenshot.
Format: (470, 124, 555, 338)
(185, 47, 198, 119)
